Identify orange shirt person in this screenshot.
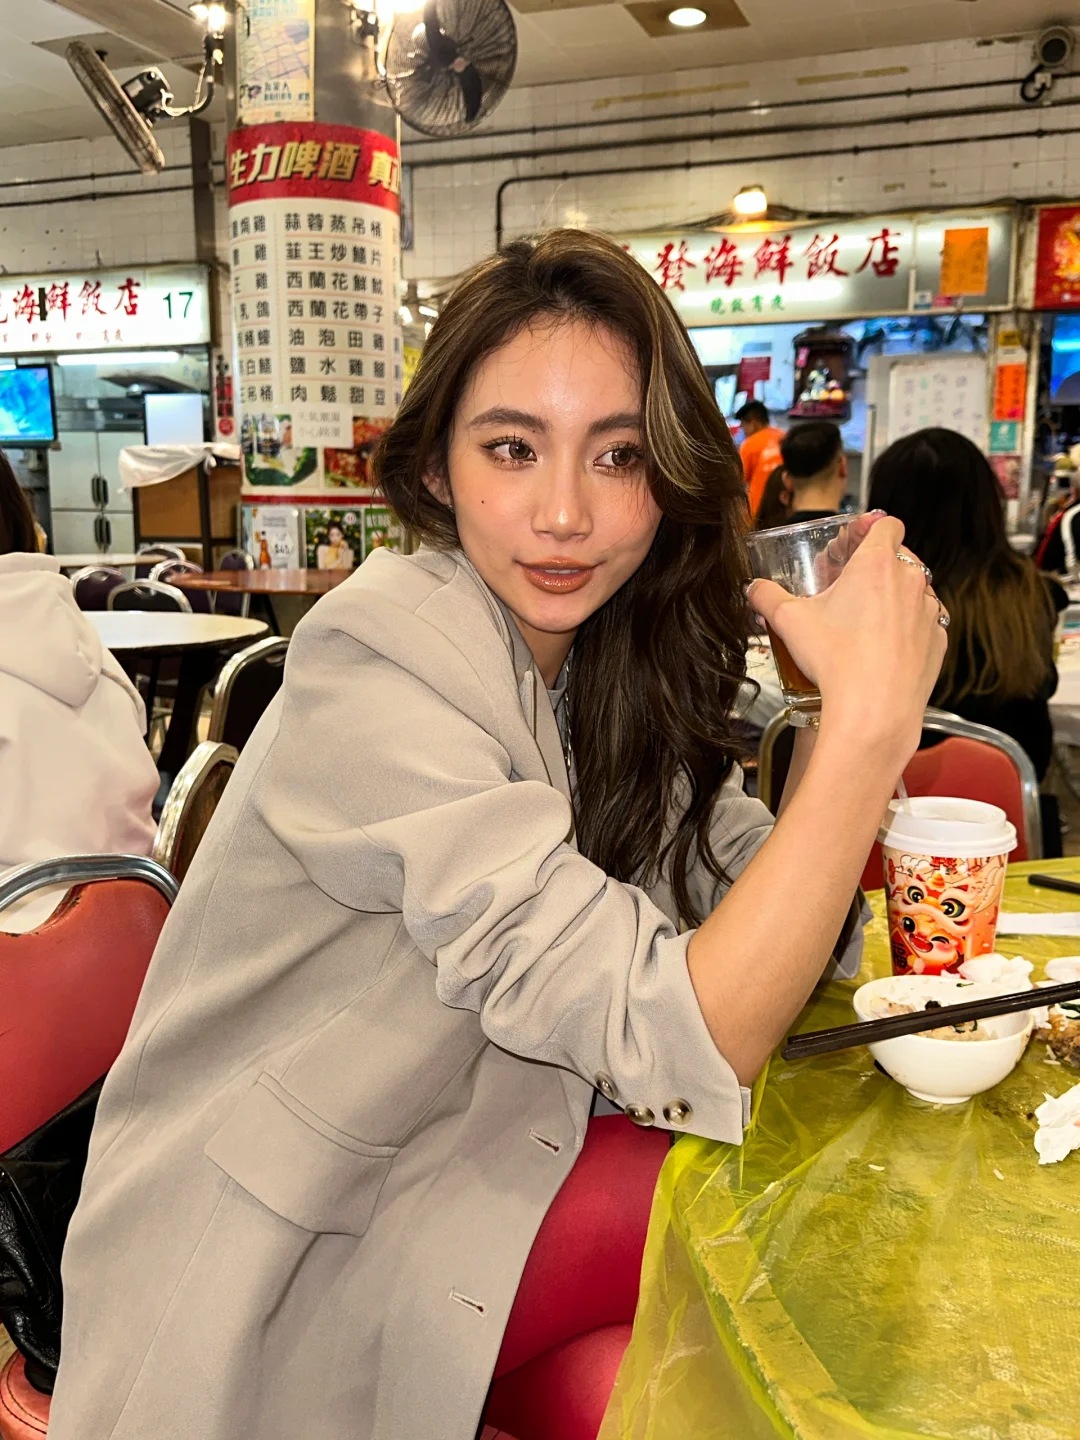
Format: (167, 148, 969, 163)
(735, 401, 785, 518)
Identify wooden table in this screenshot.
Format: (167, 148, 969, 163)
(55, 553, 141, 570)
(88, 613, 267, 792)
(170, 568, 352, 596)
(601, 860, 1080, 1440)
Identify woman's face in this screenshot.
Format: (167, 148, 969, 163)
(438, 318, 662, 671)
(328, 525, 343, 544)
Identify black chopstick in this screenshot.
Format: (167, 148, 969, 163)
(782, 979, 1080, 1061)
(1027, 873, 1080, 896)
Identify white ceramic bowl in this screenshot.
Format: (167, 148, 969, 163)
(852, 974, 1034, 1104)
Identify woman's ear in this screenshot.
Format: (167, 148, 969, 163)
(422, 469, 453, 510)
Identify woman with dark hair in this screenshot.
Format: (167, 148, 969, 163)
(49, 231, 943, 1440)
(868, 427, 1065, 784)
(0, 449, 158, 930)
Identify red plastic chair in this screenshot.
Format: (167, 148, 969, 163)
(0, 856, 177, 1439)
(758, 707, 1042, 894)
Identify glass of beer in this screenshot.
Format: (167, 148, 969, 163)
(745, 513, 857, 723)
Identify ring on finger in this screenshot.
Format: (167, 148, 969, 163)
(896, 551, 933, 584)
(937, 599, 950, 630)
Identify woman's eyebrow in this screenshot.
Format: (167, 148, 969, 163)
(468, 406, 548, 431)
(587, 411, 642, 437)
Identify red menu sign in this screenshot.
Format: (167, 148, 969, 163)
(1034, 206, 1080, 308)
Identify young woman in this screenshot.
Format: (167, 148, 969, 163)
(0, 452, 157, 930)
(868, 427, 1065, 782)
(48, 232, 944, 1440)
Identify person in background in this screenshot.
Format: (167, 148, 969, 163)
(780, 421, 848, 522)
(0, 450, 159, 931)
(735, 399, 784, 518)
(868, 428, 1066, 850)
(754, 464, 793, 530)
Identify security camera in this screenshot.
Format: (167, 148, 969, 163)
(1021, 25, 1075, 103)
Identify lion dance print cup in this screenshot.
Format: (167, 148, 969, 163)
(878, 797, 1018, 976)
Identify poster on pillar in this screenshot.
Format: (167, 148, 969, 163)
(227, 121, 402, 497)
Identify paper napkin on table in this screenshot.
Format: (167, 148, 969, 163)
(996, 913, 1080, 937)
(959, 953, 1034, 988)
(1034, 1083, 1080, 1164)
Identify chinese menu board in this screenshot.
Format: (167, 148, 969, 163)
(1034, 206, 1080, 309)
(227, 122, 401, 496)
(887, 357, 987, 448)
(0, 264, 210, 355)
(237, 0, 314, 125)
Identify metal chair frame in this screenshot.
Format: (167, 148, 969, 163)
(148, 559, 204, 583)
(0, 854, 179, 918)
(136, 543, 186, 561)
(758, 705, 1043, 859)
(207, 637, 289, 745)
(153, 742, 239, 879)
(68, 565, 127, 609)
(216, 549, 256, 618)
(107, 579, 193, 613)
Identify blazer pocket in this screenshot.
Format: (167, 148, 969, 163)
(204, 1073, 399, 1237)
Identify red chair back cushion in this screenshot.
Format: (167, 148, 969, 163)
(0, 881, 169, 1152)
(860, 736, 1028, 893)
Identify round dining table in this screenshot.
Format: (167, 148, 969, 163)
(88, 612, 267, 790)
(599, 858, 1080, 1440)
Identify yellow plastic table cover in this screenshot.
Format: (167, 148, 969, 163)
(600, 860, 1080, 1440)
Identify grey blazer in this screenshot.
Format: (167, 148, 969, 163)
(47, 546, 853, 1440)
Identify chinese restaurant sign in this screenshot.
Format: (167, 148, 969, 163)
(622, 211, 1014, 326)
(0, 265, 210, 355)
(226, 121, 402, 496)
(1034, 206, 1080, 308)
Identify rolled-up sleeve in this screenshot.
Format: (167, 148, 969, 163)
(269, 624, 745, 1144)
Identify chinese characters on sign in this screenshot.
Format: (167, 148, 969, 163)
(888, 358, 987, 449)
(0, 266, 209, 354)
(624, 216, 1010, 327)
(227, 122, 401, 496)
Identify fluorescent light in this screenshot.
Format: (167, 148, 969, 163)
(56, 350, 182, 366)
(190, 2, 226, 31)
(668, 7, 707, 25)
(733, 184, 768, 216)
(400, 305, 414, 324)
(418, 303, 439, 318)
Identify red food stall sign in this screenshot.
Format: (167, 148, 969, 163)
(992, 362, 1027, 422)
(737, 355, 772, 393)
(1034, 206, 1080, 308)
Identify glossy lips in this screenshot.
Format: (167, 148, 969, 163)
(518, 560, 597, 594)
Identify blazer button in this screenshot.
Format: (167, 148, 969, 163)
(663, 1099, 693, 1127)
(594, 1071, 619, 1102)
(624, 1103, 655, 1128)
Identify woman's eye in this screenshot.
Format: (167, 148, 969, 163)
(486, 437, 535, 464)
(598, 445, 643, 471)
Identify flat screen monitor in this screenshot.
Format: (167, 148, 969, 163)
(1050, 315, 1080, 405)
(0, 365, 56, 446)
(144, 392, 205, 446)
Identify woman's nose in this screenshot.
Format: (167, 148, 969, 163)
(534, 468, 592, 540)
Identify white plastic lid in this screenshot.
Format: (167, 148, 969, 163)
(878, 796, 1017, 858)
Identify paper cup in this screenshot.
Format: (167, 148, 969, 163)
(879, 797, 1017, 976)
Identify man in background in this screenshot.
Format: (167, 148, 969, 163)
(735, 400, 784, 518)
(780, 421, 848, 521)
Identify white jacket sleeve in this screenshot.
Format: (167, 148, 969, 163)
(267, 621, 746, 1144)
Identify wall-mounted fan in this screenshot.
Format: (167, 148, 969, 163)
(383, 0, 517, 138)
(66, 24, 224, 175)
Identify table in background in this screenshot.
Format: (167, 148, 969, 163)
(55, 553, 140, 571)
(601, 859, 1080, 1440)
(88, 613, 267, 793)
(170, 568, 352, 632)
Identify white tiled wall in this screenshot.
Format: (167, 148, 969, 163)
(402, 32, 1080, 287)
(0, 125, 198, 273)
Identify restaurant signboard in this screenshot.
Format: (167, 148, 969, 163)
(621, 209, 1015, 327)
(1033, 205, 1080, 309)
(0, 264, 210, 355)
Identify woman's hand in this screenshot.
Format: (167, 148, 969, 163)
(748, 515, 947, 765)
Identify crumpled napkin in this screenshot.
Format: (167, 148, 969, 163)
(958, 953, 1034, 988)
(1034, 1083, 1080, 1164)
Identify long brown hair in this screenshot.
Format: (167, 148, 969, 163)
(375, 229, 751, 925)
(868, 428, 1055, 704)
(0, 449, 37, 556)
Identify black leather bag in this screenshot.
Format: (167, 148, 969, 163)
(0, 1081, 102, 1394)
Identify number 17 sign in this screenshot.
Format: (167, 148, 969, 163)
(0, 264, 210, 355)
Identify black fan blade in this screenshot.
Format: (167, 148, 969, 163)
(455, 62, 483, 123)
(423, 0, 458, 68)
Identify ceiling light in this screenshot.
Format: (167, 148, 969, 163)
(668, 7, 707, 26)
(189, 3, 227, 34)
(56, 350, 181, 366)
(418, 303, 439, 318)
(400, 304, 414, 324)
(733, 184, 768, 217)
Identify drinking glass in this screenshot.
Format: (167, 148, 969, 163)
(745, 513, 857, 724)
